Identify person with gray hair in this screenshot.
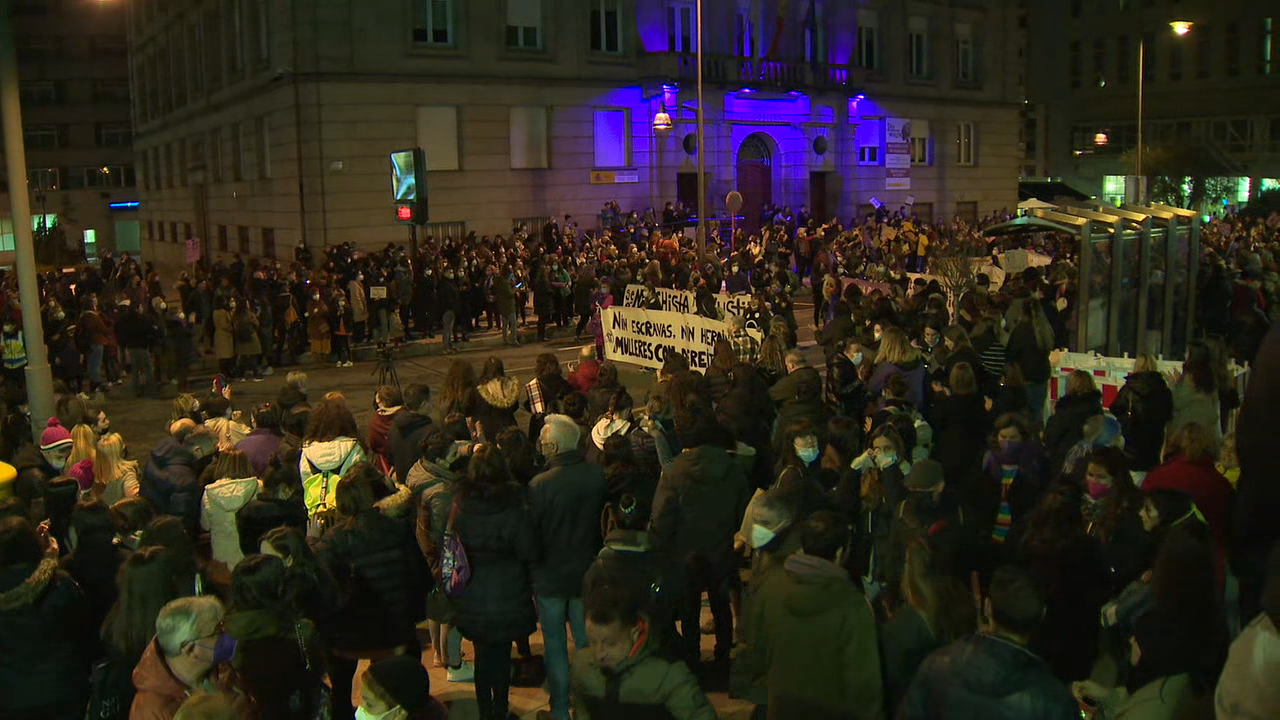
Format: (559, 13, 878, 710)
(768, 348, 821, 404)
(528, 413, 608, 720)
(131, 596, 235, 719)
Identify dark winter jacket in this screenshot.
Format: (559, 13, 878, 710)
(452, 487, 539, 643)
(650, 445, 752, 590)
(1015, 532, 1112, 684)
(140, 437, 210, 529)
(224, 609, 326, 720)
(528, 451, 608, 598)
(236, 428, 283, 478)
(0, 558, 90, 714)
(386, 410, 434, 484)
(465, 377, 522, 442)
(931, 393, 990, 480)
(826, 353, 869, 419)
(1005, 324, 1052, 383)
(60, 532, 129, 658)
(314, 488, 426, 653)
(880, 605, 944, 715)
(768, 366, 822, 404)
(236, 496, 308, 557)
(1042, 390, 1104, 474)
(869, 358, 930, 411)
(570, 631, 717, 720)
(406, 457, 457, 579)
(898, 633, 1078, 720)
(1110, 371, 1174, 471)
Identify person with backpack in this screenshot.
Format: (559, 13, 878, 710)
(297, 399, 367, 535)
(314, 463, 426, 720)
(450, 444, 537, 720)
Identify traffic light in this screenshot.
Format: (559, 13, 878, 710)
(390, 148, 428, 225)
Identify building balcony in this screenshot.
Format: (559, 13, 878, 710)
(641, 52, 866, 95)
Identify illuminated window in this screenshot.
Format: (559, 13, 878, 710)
(506, 0, 542, 49)
(857, 119, 881, 166)
(28, 168, 60, 191)
(83, 167, 129, 189)
(414, 0, 454, 47)
(590, 0, 622, 54)
(593, 109, 631, 168)
(667, 2, 696, 54)
(1103, 175, 1126, 206)
(910, 121, 931, 166)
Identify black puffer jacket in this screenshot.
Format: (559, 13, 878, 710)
(314, 488, 427, 653)
(1041, 390, 1103, 474)
(386, 410, 433, 483)
(452, 487, 538, 644)
(898, 633, 1078, 720)
(237, 496, 308, 557)
(0, 558, 90, 715)
(826, 353, 869, 420)
(1110, 371, 1174, 472)
(650, 445, 752, 590)
(140, 437, 209, 528)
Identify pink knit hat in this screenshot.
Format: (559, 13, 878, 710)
(39, 418, 73, 451)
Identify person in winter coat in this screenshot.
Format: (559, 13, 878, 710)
(868, 328, 929, 411)
(1214, 545, 1280, 719)
(366, 384, 404, 470)
(979, 413, 1046, 550)
(526, 352, 573, 442)
(235, 457, 307, 557)
(223, 555, 327, 720)
(1168, 340, 1222, 445)
(386, 383, 434, 484)
(736, 511, 883, 720)
(0, 515, 90, 719)
(129, 596, 240, 720)
(492, 271, 520, 347)
(314, 463, 426, 719)
(567, 345, 601, 394)
(1110, 354, 1175, 472)
(1042, 370, 1104, 475)
(61, 499, 130, 656)
(767, 349, 823, 404)
(570, 583, 717, 720)
(348, 272, 369, 343)
(211, 297, 236, 378)
(1005, 299, 1055, 424)
(649, 407, 752, 665)
(305, 289, 331, 358)
(231, 301, 263, 380)
(234, 405, 283, 478)
(898, 565, 1079, 720)
(356, 655, 450, 720)
(329, 294, 356, 368)
(465, 356, 521, 442)
(451, 445, 538, 720)
(141, 425, 219, 532)
(297, 399, 367, 498)
(1142, 422, 1235, 563)
(13, 417, 76, 499)
(199, 449, 260, 570)
(528, 414, 608, 720)
(826, 337, 870, 420)
(773, 364, 831, 451)
(930, 362, 991, 482)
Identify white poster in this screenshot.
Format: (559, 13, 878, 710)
(602, 305, 760, 372)
(621, 284, 756, 320)
(885, 117, 912, 191)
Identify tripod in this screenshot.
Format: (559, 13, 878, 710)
(372, 345, 401, 391)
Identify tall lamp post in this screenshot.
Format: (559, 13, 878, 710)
(695, 0, 707, 261)
(1136, 20, 1193, 198)
(0, 0, 56, 439)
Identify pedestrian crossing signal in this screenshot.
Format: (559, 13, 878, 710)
(396, 205, 415, 222)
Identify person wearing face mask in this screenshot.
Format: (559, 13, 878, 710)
(328, 293, 356, 368)
(130, 596, 243, 720)
(211, 297, 238, 379)
(774, 422, 827, 497)
(437, 266, 461, 355)
(734, 511, 884, 720)
(354, 656, 448, 720)
(305, 288, 331, 360)
(981, 413, 1046, 550)
(348, 272, 369, 345)
(12, 418, 76, 498)
(726, 260, 751, 295)
(826, 337, 869, 421)
(570, 584, 717, 720)
(0, 317, 27, 395)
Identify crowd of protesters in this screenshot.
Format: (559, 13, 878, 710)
(0, 203, 1278, 719)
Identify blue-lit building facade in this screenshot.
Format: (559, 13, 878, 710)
(129, 0, 1024, 270)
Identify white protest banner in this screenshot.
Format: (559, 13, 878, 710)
(620, 284, 755, 320)
(602, 305, 760, 372)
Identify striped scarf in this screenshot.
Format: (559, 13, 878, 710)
(992, 464, 1018, 544)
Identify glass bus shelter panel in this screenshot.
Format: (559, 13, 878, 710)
(1169, 227, 1192, 358)
(1087, 234, 1113, 353)
(1115, 230, 1141, 358)
(1146, 228, 1168, 354)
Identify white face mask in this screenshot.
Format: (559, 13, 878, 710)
(795, 444, 820, 465)
(874, 451, 898, 469)
(354, 707, 399, 720)
(850, 351, 863, 365)
(750, 523, 783, 549)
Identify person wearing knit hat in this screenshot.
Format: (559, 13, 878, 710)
(38, 417, 74, 472)
(356, 656, 447, 720)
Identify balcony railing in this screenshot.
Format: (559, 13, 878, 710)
(644, 52, 865, 93)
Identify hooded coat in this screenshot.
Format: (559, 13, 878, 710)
(569, 631, 717, 720)
(466, 376, 521, 442)
(387, 410, 434, 483)
(406, 456, 458, 579)
(1110, 371, 1174, 471)
(738, 553, 884, 720)
(297, 437, 365, 487)
(452, 487, 539, 643)
(0, 558, 89, 715)
(141, 437, 209, 527)
(367, 406, 404, 465)
(899, 632, 1078, 720)
(201, 476, 261, 568)
(1042, 390, 1104, 473)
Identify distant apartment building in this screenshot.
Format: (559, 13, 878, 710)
(1, 0, 137, 265)
(1025, 0, 1280, 206)
(129, 0, 1025, 270)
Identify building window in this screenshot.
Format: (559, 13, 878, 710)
(1116, 35, 1131, 83)
(1264, 17, 1275, 75)
(857, 119, 881, 166)
(158, 222, 166, 243)
(19, 80, 59, 105)
(1142, 32, 1156, 83)
(414, 0, 455, 46)
(168, 222, 178, 244)
(91, 35, 128, 59)
(257, 117, 271, 178)
(96, 123, 133, 147)
(28, 168, 60, 191)
(210, 128, 224, 182)
(189, 135, 206, 166)
(509, 106, 549, 169)
(667, 2, 696, 53)
(955, 23, 974, 82)
(956, 121, 976, 166)
(909, 121, 931, 165)
(907, 16, 929, 78)
(593, 109, 630, 168)
(1195, 26, 1211, 79)
(1093, 37, 1106, 87)
(262, 228, 276, 258)
(17, 35, 61, 63)
(22, 125, 65, 149)
(955, 201, 978, 223)
(84, 166, 129, 189)
(857, 10, 878, 70)
(506, 0, 542, 49)
(1069, 40, 1082, 88)
(204, 5, 224, 90)
(590, 0, 623, 54)
(146, 221, 155, 242)
(238, 226, 250, 254)
(736, 10, 755, 58)
(165, 145, 175, 188)
(93, 79, 130, 103)
(184, 223, 193, 241)
(217, 225, 229, 251)
(232, 123, 248, 181)
(188, 19, 205, 98)
(1225, 23, 1240, 77)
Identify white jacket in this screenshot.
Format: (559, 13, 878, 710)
(298, 437, 365, 480)
(200, 476, 261, 568)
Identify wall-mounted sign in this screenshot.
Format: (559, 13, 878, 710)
(885, 118, 912, 191)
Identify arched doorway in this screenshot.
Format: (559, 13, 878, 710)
(736, 134, 773, 238)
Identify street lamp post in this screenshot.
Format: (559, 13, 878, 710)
(695, 0, 707, 261)
(0, 0, 56, 439)
(1135, 21, 1193, 200)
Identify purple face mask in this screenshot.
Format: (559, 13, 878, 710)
(211, 632, 237, 665)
